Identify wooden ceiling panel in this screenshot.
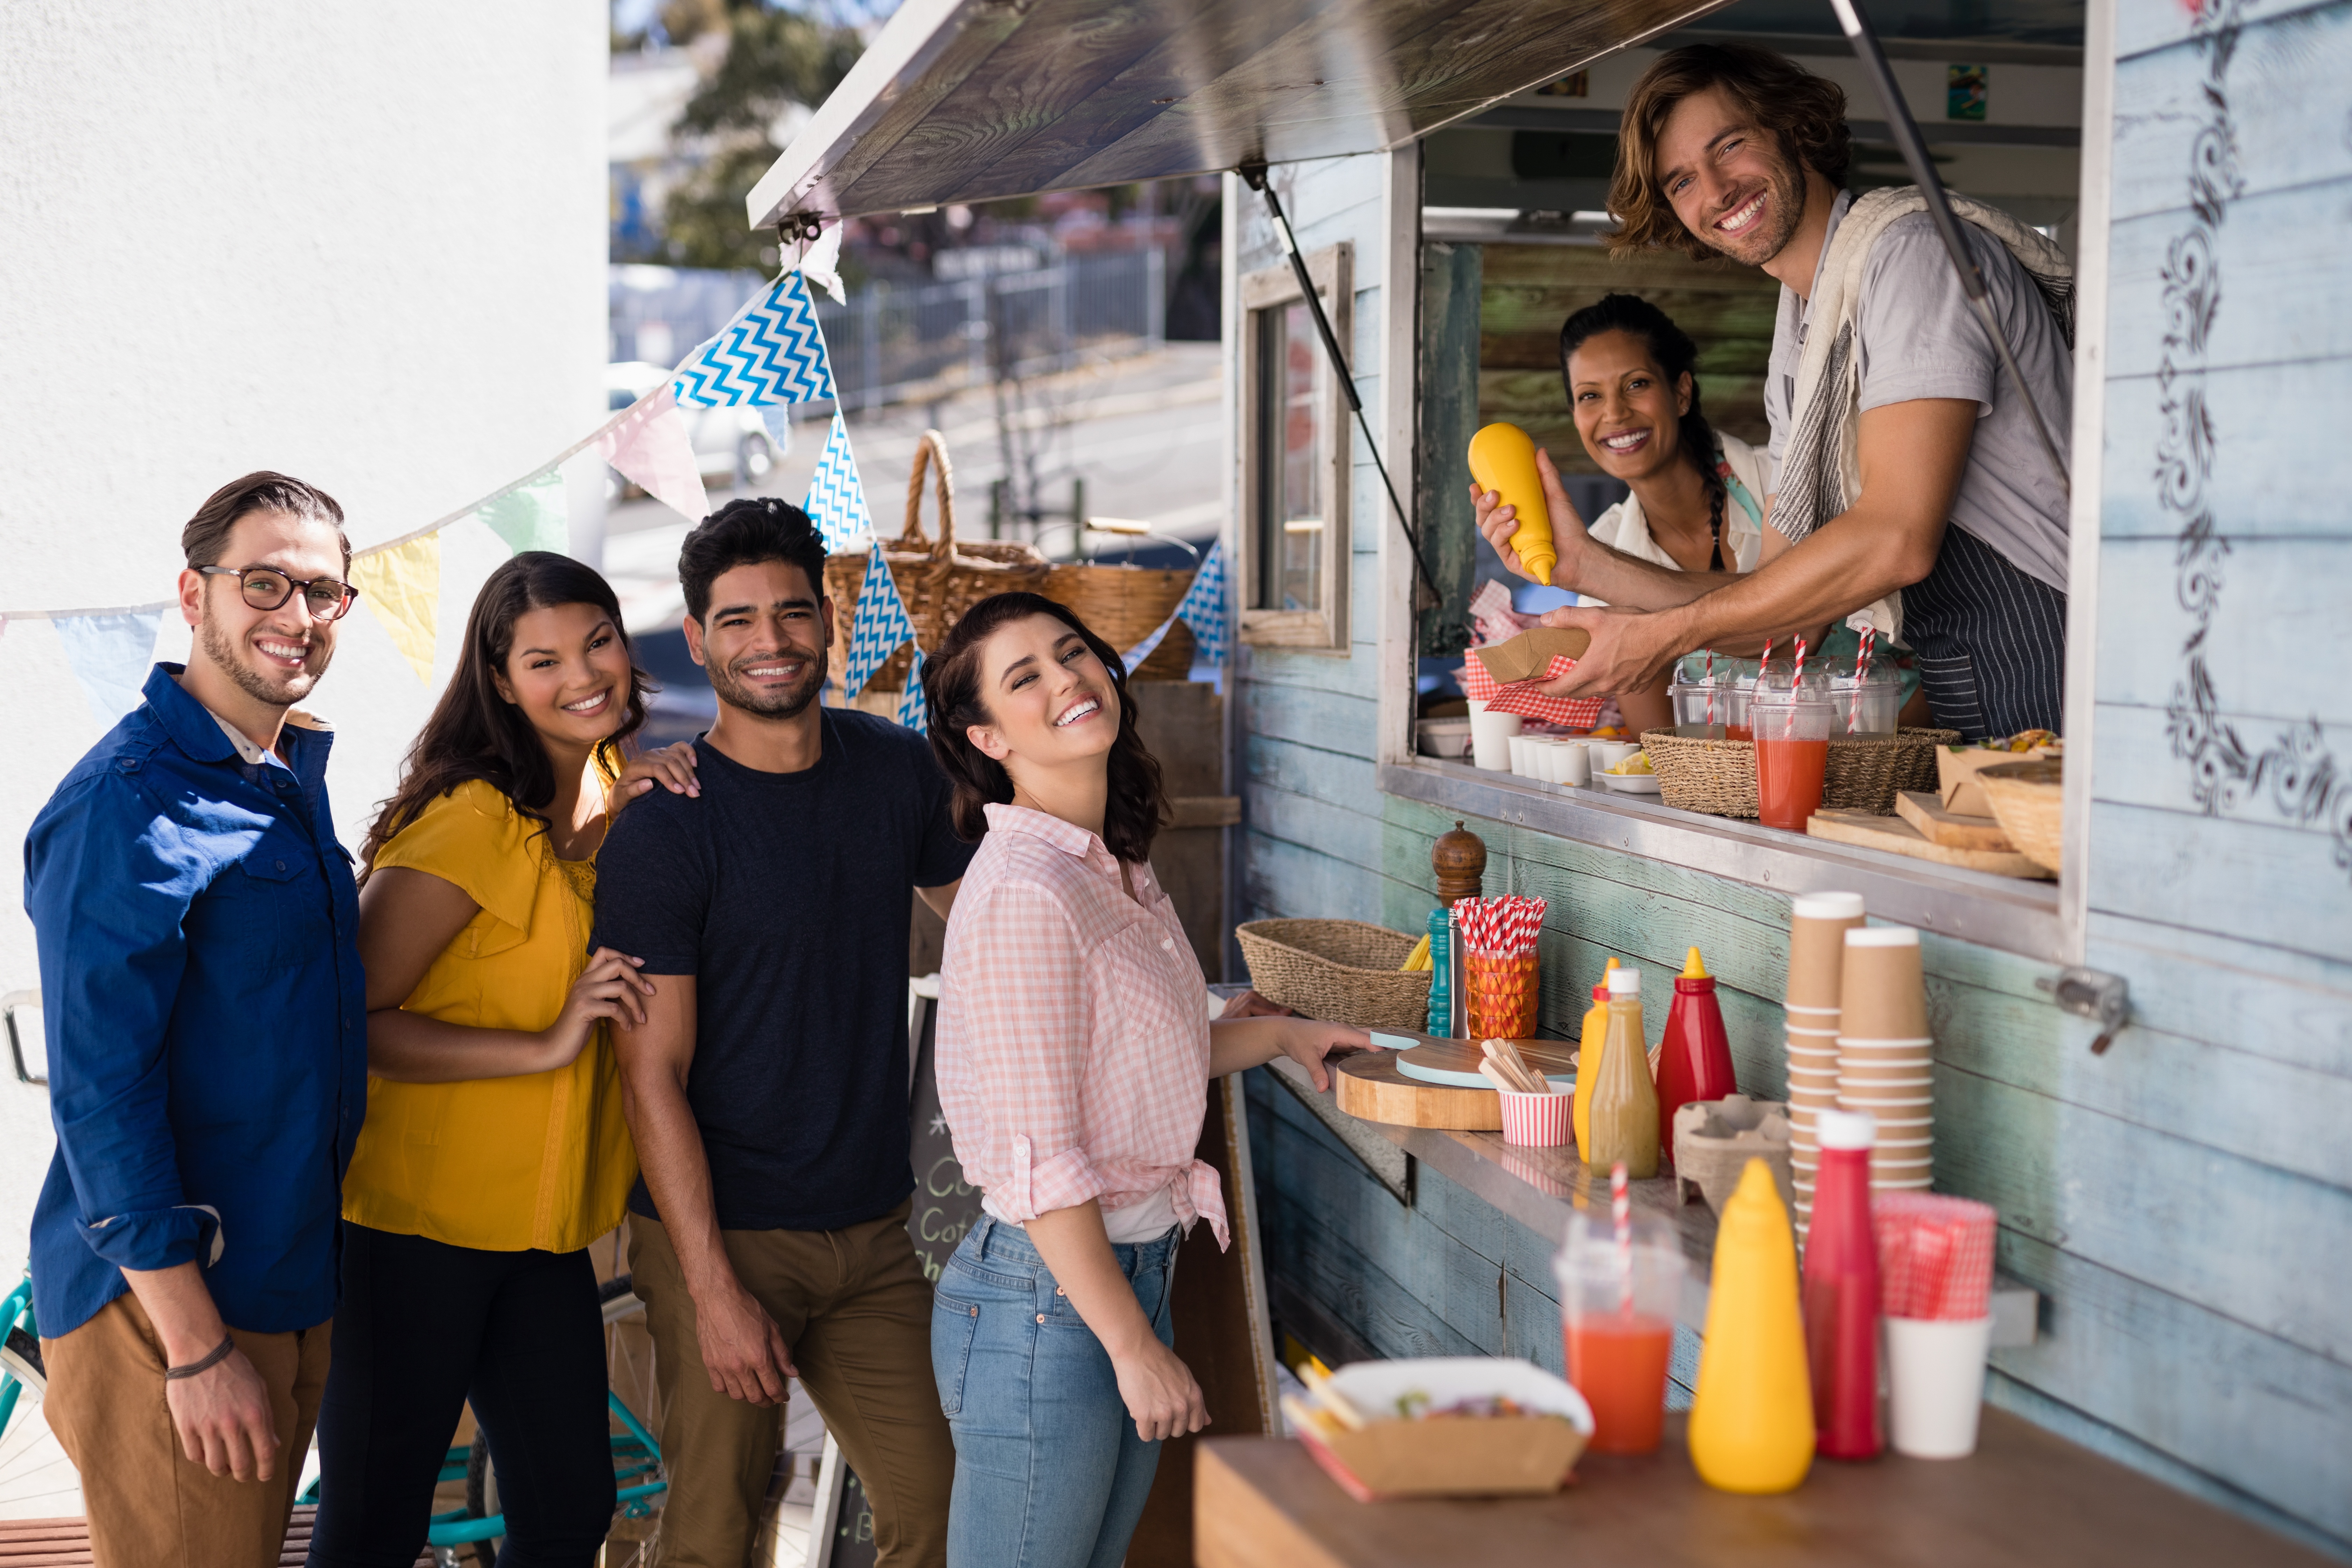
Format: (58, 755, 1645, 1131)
(747, 0, 1736, 227)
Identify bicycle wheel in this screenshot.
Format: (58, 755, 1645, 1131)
(462, 1433, 501, 1568)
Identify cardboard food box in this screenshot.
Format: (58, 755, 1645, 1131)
(1472, 627, 1592, 686)
(1283, 1357, 1593, 1499)
(1938, 740, 2058, 816)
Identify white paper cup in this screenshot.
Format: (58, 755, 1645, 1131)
(1590, 740, 1641, 773)
(1554, 740, 1591, 786)
(1469, 707, 1523, 771)
(1508, 735, 1531, 776)
(1885, 1317, 1991, 1458)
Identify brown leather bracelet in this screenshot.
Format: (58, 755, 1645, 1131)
(164, 1334, 236, 1381)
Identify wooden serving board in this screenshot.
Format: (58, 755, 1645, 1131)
(1893, 789, 2016, 850)
(1394, 1036, 1578, 1087)
(1808, 808, 2052, 878)
(1335, 1050, 1505, 1129)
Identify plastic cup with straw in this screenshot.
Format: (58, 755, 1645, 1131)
(1555, 1163, 1682, 1454)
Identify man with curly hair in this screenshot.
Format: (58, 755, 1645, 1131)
(1478, 44, 2073, 738)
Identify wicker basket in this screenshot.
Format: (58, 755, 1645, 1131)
(1641, 727, 1960, 819)
(1977, 759, 2064, 874)
(1235, 919, 1431, 1034)
(1042, 561, 1196, 681)
(825, 429, 1049, 697)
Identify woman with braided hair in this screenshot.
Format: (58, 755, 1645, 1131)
(1472, 292, 1771, 733)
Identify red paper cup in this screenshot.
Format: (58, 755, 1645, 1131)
(1499, 1085, 1572, 1148)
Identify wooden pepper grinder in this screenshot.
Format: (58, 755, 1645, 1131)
(1433, 821, 1486, 907)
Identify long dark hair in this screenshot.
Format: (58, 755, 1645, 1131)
(363, 552, 652, 873)
(923, 592, 1168, 864)
(1559, 292, 1727, 552)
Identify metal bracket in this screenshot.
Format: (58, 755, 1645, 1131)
(777, 210, 825, 245)
(4, 991, 43, 1087)
(2035, 967, 2129, 1054)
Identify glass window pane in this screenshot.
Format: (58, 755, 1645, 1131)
(1255, 301, 1323, 612)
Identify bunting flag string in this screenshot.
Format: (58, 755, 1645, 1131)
(1120, 540, 1228, 674)
(2, 232, 895, 728)
(842, 541, 919, 700)
(803, 413, 873, 552)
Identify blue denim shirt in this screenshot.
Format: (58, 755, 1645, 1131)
(24, 664, 366, 1338)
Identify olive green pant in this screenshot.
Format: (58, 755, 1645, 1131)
(630, 1202, 950, 1568)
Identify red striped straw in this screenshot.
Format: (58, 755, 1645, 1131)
(1792, 635, 1808, 688)
(1854, 625, 1875, 679)
(1760, 638, 1774, 682)
(1611, 1161, 1633, 1312)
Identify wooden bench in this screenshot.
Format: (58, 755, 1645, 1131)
(0, 1505, 433, 1567)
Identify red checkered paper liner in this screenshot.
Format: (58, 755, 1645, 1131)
(1457, 652, 1607, 728)
(1872, 1192, 1997, 1321)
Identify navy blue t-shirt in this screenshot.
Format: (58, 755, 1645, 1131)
(592, 708, 974, 1231)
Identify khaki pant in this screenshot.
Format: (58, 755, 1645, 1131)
(42, 1292, 331, 1568)
(631, 1202, 951, 1568)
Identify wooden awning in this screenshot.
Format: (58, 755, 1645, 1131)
(746, 0, 1736, 228)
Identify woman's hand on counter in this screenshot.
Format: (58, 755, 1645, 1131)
(1209, 1013, 1370, 1090)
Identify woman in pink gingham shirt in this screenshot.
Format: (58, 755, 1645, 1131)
(923, 593, 1364, 1568)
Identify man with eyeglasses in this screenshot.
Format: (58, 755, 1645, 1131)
(23, 471, 369, 1568)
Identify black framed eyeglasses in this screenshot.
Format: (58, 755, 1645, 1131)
(195, 565, 361, 622)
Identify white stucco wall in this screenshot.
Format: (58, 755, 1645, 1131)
(0, 4, 608, 1278)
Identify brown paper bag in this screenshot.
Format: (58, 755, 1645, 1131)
(1472, 627, 1593, 685)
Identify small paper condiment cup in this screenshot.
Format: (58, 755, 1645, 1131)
(1497, 1084, 1572, 1148)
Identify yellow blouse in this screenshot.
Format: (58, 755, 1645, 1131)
(342, 779, 637, 1253)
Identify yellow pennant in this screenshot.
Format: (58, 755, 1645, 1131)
(353, 533, 442, 682)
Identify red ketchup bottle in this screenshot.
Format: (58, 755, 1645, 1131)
(1656, 946, 1737, 1159)
(1802, 1108, 1883, 1459)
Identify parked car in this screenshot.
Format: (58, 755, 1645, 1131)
(604, 360, 790, 488)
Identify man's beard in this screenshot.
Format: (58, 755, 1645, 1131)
(708, 644, 827, 720)
(198, 608, 325, 708)
(1694, 148, 1808, 268)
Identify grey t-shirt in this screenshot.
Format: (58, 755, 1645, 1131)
(1764, 189, 2072, 593)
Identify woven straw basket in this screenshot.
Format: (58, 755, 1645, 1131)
(1235, 919, 1431, 1034)
(1042, 562, 1195, 681)
(1641, 727, 1959, 818)
(1977, 758, 2064, 873)
(825, 429, 1049, 698)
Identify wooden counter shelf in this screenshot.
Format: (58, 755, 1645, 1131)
(1195, 1412, 2332, 1568)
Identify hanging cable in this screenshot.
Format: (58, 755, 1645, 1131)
(1237, 163, 1439, 603)
(1826, 0, 2070, 493)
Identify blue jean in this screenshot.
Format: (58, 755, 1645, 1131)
(931, 1216, 1180, 1568)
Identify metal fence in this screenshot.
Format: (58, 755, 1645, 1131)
(609, 250, 1168, 413)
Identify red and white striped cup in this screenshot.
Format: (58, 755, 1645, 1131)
(1498, 1084, 1573, 1148)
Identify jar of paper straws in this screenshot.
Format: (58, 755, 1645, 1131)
(1455, 894, 1547, 1039)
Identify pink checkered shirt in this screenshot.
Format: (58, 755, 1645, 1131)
(936, 803, 1228, 1248)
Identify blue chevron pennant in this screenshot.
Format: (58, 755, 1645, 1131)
(896, 649, 929, 734)
(672, 270, 835, 410)
(842, 542, 917, 699)
(803, 413, 871, 552)
(1120, 540, 1227, 674)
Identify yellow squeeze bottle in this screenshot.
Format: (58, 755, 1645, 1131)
(1572, 957, 1619, 1154)
(1687, 1159, 1816, 1494)
(1468, 422, 1556, 584)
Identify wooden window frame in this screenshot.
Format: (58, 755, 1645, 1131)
(1237, 242, 1351, 651)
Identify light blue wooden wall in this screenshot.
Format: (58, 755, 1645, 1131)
(1232, 24, 2352, 1545)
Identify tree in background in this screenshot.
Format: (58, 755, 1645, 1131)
(644, 0, 871, 270)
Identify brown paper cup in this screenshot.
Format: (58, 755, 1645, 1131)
(1788, 892, 1867, 1010)
(1840, 927, 1928, 1039)
(1836, 1037, 1933, 1055)
(1841, 1075, 1932, 1097)
(1785, 1023, 1841, 1041)
(1872, 1157, 1934, 1180)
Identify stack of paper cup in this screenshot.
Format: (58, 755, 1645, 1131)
(1783, 891, 1867, 1239)
(1837, 926, 1933, 1192)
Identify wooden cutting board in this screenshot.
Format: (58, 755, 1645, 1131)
(1808, 808, 2052, 878)
(1333, 1037, 1578, 1129)
(1893, 789, 2016, 850)
(1395, 1036, 1578, 1086)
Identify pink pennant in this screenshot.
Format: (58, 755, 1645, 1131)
(597, 385, 710, 524)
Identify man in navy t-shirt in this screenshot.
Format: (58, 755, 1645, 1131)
(595, 498, 971, 1568)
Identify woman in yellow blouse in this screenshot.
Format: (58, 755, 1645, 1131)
(307, 553, 696, 1568)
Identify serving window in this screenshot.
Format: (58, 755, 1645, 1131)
(1238, 243, 1351, 651)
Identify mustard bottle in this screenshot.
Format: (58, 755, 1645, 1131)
(1583, 967, 1658, 1178)
(1688, 1158, 1815, 1494)
(1468, 421, 1556, 584)
(1573, 957, 1620, 1155)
